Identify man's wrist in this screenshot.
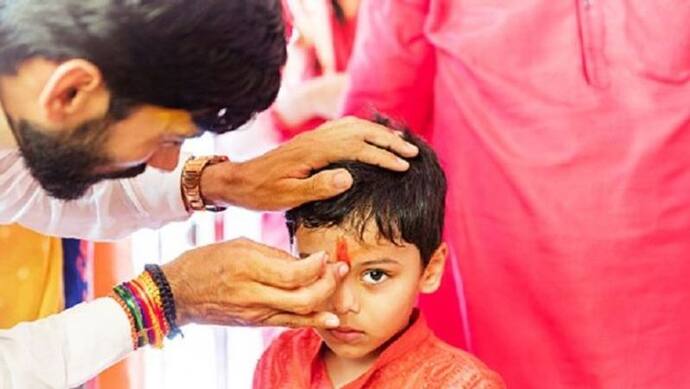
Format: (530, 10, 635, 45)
(198, 160, 236, 208)
(161, 260, 193, 327)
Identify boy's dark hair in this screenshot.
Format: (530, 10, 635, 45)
(0, 0, 287, 133)
(286, 116, 447, 264)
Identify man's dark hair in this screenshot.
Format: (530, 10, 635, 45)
(0, 0, 287, 200)
(286, 116, 447, 264)
(0, 0, 287, 133)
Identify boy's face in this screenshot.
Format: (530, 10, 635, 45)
(295, 220, 446, 360)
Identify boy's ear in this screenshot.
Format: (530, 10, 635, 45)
(419, 242, 448, 294)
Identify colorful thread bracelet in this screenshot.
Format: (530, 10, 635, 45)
(112, 284, 148, 348)
(110, 264, 181, 350)
(126, 280, 161, 348)
(137, 271, 170, 336)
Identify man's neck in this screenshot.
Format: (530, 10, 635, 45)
(0, 95, 18, 150)
(323, 348, 378, 388)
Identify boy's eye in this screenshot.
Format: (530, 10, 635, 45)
(362, 269, 389, 285)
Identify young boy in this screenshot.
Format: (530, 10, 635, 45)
(253, 119, 505, 388)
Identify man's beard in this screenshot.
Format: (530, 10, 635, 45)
(10, 115, 147, 201)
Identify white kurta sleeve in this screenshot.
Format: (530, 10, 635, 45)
(0, 149, 191, 240)
(0, 298, 134, 389)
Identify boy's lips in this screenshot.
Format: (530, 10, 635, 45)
(327, 326, 365, 343)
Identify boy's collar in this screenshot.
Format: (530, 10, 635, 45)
(362, 309, 432, 370)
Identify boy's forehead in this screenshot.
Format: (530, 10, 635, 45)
(295, 226, 425, 276)
(294, 224, 412, 260)
(295, 223, 381, 250)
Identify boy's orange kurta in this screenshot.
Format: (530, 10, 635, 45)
(253, 311, 504, 389)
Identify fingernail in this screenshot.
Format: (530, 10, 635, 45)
(337, 263, 349, 277)
(333, 171, 353, 189)
(405, 143, 419, 154)
(324, 314, 340, 328)
(397, 157, 410, 168)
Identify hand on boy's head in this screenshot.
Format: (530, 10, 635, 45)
(199, 116, 419, 212)
(161, 238, 349, 329)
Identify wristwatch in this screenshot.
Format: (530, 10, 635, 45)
(181, 155, 229, 212)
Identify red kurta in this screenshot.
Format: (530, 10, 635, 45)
(271, 1, 358, 139)
(253, 312, 504, 388)
(342, 1, 690, 388)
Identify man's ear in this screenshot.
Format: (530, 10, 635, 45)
(419, 242, 448, 294)
(38, 59, 105, 124)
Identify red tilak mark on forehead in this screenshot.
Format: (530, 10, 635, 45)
(336, 237, 351, 265)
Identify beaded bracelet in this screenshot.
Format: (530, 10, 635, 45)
(145, 264, 183, 339)
(109, 264, 182, 350)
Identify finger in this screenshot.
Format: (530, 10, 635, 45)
(253, 251, 328, 289)
(353, 143, 411, 172)
(259, 262, 341, 315)
(263, 311, 340, 329)
(284, 168, 353, 206)
(362, 126, 419, 158)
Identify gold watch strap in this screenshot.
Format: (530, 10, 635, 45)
(181, 155, 229, 212)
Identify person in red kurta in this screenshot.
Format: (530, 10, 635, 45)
(254, 310, 501, 389)
(253, 120, 504, 388)
(270, 0, 359, 138)
(341, 1, 690, 388)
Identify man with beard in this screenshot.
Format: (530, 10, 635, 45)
(0, 1, 419, 387)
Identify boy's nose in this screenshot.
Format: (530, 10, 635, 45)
(332, 280, 359, 315)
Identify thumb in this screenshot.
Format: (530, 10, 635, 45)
(297, 168, 353, 202)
